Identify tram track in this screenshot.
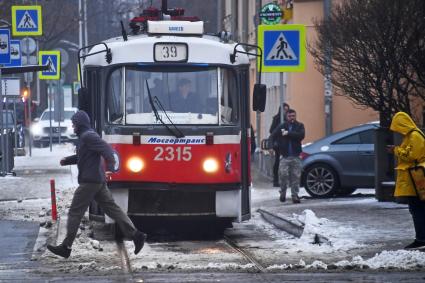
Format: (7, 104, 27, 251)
(116, 239, 132, 275)
(223, 235, 266, 273)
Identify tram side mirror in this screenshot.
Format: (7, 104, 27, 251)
(252, 84, 266, 112)
(78, 87, 91, 114)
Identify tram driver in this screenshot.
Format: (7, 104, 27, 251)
(170, 78, 202, 113)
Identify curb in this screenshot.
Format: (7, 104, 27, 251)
(31, 218, 60, 261)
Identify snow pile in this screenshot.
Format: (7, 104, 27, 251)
(295, 209, 361, 250)
(334, 250, 425, 270)
(253, 209, 362, 254)
(267, 250, 425, 271)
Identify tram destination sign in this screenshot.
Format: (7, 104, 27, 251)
(154, 43, 188, 62)
(259, 3, 283, 25)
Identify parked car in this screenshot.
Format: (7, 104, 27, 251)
(301, 122, 379, 197)
(31, 107, 78, 147)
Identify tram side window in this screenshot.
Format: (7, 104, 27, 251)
(107, 69, 124, 124)
(220, 69, 238, 124)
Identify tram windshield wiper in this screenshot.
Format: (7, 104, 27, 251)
(146, 81, 184, 138)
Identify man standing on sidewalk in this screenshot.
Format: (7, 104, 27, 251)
(47, 110, 146, 258)
(271, 109, 305, 203)
(269, 103, 290, 187)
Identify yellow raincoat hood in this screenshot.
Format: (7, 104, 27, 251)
(390, 111, 425, 197)
(390, 112, 422, 136)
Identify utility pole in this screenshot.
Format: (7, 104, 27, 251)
(84, 0, 88, 47)
(324, 0, 332, 135)
(79, 0, 84, 52)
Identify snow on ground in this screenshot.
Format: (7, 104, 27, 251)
(126, 240, 255, 272)
(248, 185, 425, 271)
(1, 147, 424, 272)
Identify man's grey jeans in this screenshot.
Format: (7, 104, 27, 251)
(62, 183, 137, 247)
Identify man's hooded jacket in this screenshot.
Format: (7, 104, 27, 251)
(390, 112, 425, 197)
(62, 110, 115, 184)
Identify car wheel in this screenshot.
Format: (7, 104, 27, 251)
(303, 164, 339, 197)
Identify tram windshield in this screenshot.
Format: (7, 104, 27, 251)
(107, 67, 238, 125)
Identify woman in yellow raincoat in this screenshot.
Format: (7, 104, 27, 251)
(388, 112, 425, 250)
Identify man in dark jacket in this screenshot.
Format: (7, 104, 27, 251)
(47, 110, 146, 258)
(269, 103, 290, 187)
(271, 109, 305, 203)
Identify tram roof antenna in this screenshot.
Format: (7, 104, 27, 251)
(120, 21, 128, 41)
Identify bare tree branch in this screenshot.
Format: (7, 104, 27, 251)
(309, 0, 425, 127)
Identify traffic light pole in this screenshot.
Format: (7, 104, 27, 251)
(0, 68, 5, 176)
(26, 38, 32, 157)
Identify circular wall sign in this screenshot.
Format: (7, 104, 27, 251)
(260, 3, 283, 25)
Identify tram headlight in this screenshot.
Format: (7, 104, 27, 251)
(127, 157, 144, 173)
(112, 151, 120, 172)
(203, 158, 219, 173)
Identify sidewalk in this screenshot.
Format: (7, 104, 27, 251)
(249, 162, 422, 269)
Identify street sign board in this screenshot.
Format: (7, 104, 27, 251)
(73, 81, 81, 94)
(21, 37, 36, 55)
(12, 6, 43, 36)
(4, 40, 22, 67)
(39, 50, 61, 80)
(1, 78, 20, 96)
(259, 3, 283, 25)
(0, 29, 11, 65)
(63, 85, 72, 108)
(258, 24, 306, 72)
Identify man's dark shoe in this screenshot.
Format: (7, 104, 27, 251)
(279, 192, 286, 202)
(292, 195, 301, 204)
(133, 231, 147, 255)
(404, 240, 425, 250)
(47, 244, 71, 258)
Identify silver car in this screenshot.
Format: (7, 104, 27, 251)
(301, 122, 379, 197)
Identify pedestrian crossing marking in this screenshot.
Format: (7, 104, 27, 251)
(45, 56, 57, 73)
(266, 32, 297, 61)
(17, 11, 37, 29)
(12, 6, 43, 36)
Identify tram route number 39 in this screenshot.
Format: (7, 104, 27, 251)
(154, 43, 187, 62)
(154, 146, 192, 161)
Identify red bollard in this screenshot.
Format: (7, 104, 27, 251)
(50, 179, 58, 221)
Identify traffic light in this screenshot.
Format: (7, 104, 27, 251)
(22, 87, 30, 101)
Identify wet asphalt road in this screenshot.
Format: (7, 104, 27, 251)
(0, 220, 40, 280)
(2, 219, 425, 282)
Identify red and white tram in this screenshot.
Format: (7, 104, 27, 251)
(78, 4, 266, 231)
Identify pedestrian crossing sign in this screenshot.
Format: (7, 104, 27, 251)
(12, 6, 42, 36)
(258, 24, 306, 72)
(39, 50, 61, 80)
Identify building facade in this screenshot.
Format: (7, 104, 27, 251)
(222, 0, 378, 146)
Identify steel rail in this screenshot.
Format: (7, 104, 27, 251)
(223, 235, 266, 273)
(116, 239, 132, 275)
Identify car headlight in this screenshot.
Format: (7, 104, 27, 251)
(31, 124, 42, 135)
